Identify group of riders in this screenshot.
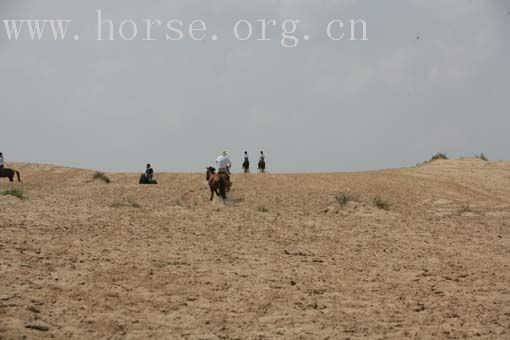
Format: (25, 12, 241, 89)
(140, 150, 267, 184)
(216, 150, 267, 176)
(205, 150, 267, 200)
(138, 150, 267, 201)
(1, 150, 265, 201)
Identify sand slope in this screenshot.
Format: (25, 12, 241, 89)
(1, 159, 509, 339)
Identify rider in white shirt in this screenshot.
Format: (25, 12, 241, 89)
(216, 151, 232, 174)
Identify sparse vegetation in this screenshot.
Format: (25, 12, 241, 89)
(111, 198, 141, 209)
(1, 188, 26, 200)
(257, 206, 269, 213)
(430, 152, 448, 162)
(335, 192, 357, 207)
(457, 204, 473, 215)
(128, 198, 141, 208)
(416, 152, 449, 167)
(373, 196, 390, 210)
(93, 171, 111, 184)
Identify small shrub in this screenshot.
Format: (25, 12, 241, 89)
(373, 196, 390, 210)
(335, 192, 356, 207)
(1, 188, 26, 200)
(430, 152, 448, 162)
(93, 172, 111, 184)
(457, 204, 473, 215)
(257, 207, 269, 213)
(417, 152, 448, 167)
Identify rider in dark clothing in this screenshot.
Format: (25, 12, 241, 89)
(243, 151, 250, 173)
(145, 164, 154, 181)
(258, 151, 266, 172)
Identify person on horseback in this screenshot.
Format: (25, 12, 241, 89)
(242, 151, 250, 173)
(216, 151, 232, 187)
(216, 151, 231, 175)
(0, 153, 20, 182)
(145, 163, 154, 181)
(139, 163, 157, 184)
(258, 151, 266, 173)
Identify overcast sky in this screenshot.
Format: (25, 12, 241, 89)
(1, 1, 509, 172)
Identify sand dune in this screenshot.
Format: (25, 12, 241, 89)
(1, 159, 509, 339)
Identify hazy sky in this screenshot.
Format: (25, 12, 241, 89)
(1, 1, 509, 172)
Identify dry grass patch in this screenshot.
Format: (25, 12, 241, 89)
(1, 188, 26, 200)
(111, 198, 141, 209)
(93, 172, 111, 184)
(335, 192, 358, 207)
(457, 204, 477, 216)
(373, 196, 390, 210)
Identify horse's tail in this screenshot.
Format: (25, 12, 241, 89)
(219, 176, 227, 200)
(15, 170, 21, 182)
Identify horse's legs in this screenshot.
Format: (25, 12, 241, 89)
(209, 184, 218, 201)
(9, 176, 13, 182)
(219, 179, 227, 201)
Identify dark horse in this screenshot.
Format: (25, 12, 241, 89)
(258, 160, 266, 173)
(0, 167, 21, 182)
(206, 167, 227, 201)
(139, 174, 158, 185)
(242, 160, 250, 173)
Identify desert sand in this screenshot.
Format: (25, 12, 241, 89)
(1, 159, 509, 339)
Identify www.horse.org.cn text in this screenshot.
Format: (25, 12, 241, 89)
(0, 10, 368, 48)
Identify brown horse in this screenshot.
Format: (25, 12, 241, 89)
(0, 167, 21, 182)
(206, 167, 227, 201)
(258, 160, 266, 173)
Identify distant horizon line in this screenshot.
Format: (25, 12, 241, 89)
(7, 157, 503, 175)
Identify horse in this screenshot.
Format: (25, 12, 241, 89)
(258, 159, 266, 173)
(139, 174, 158, 185)
(206, 167, 227, 201)
(0, 167, 21, 182)
(242, 160, 250, 173)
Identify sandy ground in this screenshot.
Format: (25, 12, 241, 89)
(1, 159, 509, 339)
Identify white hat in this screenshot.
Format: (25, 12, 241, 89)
(222, 151, 228, 156)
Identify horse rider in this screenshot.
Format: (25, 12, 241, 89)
(216, 151, 232, 184)
(145, 163, 154, 181)
(258, 151, 266, 171)
(0, 152, 4, 169)
(243, 151, 250, 173)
